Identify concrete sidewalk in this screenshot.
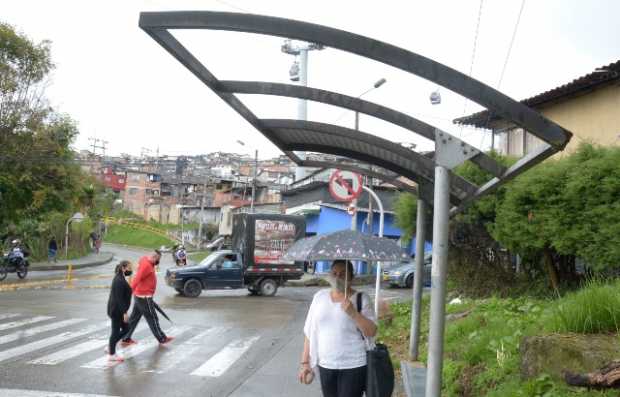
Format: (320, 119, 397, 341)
(29, 252, 114, 271)
(229, 334, 321, 397)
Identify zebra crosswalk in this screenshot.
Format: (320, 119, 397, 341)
(0, 313, 262, 378)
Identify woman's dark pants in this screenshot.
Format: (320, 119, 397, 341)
(319, 365, 367, 397)
(108, 314, 129, 355)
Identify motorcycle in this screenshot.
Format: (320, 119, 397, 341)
(0, 250, 29, 281)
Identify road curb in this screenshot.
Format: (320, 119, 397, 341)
(29, 254, 115, 272)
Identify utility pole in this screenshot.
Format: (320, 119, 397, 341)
(88, 137, 107, 157)
(251, 149, 258, 213)
(281, 39, 325, 181)
(197, 174, 209, 248)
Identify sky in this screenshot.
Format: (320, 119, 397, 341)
(2, 0, 619, 160)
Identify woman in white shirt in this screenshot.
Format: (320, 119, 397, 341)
(298, 260, 377, 397)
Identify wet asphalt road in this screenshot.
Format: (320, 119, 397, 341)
(0, 244, 413, 396)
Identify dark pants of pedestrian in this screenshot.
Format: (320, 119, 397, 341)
(319, 365, 367, 397)
(108, 314, 129, 355)
(122, 296, 167, 343)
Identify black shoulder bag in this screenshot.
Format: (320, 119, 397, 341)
(357, 292, 394, 397)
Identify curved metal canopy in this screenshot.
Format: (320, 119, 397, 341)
(138, 10, 573, 213)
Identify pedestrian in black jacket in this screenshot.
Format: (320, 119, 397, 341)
(107, 260, 133, 361)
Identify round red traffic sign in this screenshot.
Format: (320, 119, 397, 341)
(329, 170, 363, 202)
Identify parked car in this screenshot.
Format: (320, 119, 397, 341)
(383, 253, 432, 288)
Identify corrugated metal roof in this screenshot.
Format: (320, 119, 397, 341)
(454, 60, 620, 128)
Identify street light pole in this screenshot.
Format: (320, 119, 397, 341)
(64, 212, 85, 258)
(353, 78, 386, 236)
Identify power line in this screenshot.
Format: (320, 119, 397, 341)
(459, 0, 485, 139)
(477, 0, 526, 149)
(497, 0, 526, 90)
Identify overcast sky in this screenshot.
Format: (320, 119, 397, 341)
(3, 0, 619, 159)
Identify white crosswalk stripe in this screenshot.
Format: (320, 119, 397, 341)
(0, 314, 263, 378)
(29, 322, 148, 365)
(0, 322, 107, 363)
(0, 388, 119, 397)
(0, 315, 54, 331)
(142, 326, 230, 374)
(81, 325, 192, 369)
(0, 318, 85, 346)
(191, 335, 261, 377)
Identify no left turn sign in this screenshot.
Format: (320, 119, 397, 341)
(329, 170, 363, 202)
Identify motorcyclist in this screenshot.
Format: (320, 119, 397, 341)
(7, 239, 28, 266)
(174, 245, 187, 266)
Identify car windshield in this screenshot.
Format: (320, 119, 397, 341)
(198, 252, 225, 268)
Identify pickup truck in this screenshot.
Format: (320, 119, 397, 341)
(165, 213, 306, 297)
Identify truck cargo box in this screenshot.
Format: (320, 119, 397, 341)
(231, 213, 306, 269)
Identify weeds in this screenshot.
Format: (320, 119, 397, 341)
(380, 281, 620, 396)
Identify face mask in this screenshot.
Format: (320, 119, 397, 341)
(124, 270, 133, 277)
(325, 274, 347, 293)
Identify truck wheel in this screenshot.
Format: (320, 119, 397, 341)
(183, 279, 202, 298)
(259, 279, 278, 297)
(405, 274, 413, 288)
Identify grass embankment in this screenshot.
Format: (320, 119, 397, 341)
(105, 224, 175, 250)
(379, 280, 620, 396)
(188, 250, 211, 263)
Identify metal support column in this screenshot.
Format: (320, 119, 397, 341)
(362, 185, 385, 319)
(425, 166, 451, 397)
(409, 198, 427, 360)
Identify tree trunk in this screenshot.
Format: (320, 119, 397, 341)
(543, 246, 560, 294)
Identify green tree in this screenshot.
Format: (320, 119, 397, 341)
(0, 22, 97, 259)
(492, 144, 620, 289)
(0, 22, 84, 227)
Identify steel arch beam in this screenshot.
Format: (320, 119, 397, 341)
(261, 119, 477, 198)
(299, 159, 460, 206)
(219, 80, 506, 177)
(139, 11, 572, 150)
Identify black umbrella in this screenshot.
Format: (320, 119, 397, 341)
(283, 230, 407, 262)
(152, 300, 173, 324)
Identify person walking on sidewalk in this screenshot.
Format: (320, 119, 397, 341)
(106, 260, 133, 362)
(298, 260, 377, 397)
(121, 250, 174, 346)
(48, 236, 58, 263)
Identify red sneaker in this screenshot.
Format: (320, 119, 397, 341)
(120, 339, 138, 347)
(160, 336, 175, 345)
(108, 354, 125, 362)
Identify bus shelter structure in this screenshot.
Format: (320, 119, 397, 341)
(139, 11, 572, 396)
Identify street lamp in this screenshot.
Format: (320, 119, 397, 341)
(65, 212, 85, 258)
(354, 78, 387, 130)
(351, 78, 386, 235)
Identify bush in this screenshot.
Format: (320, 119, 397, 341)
(548, 279, 620, 334)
